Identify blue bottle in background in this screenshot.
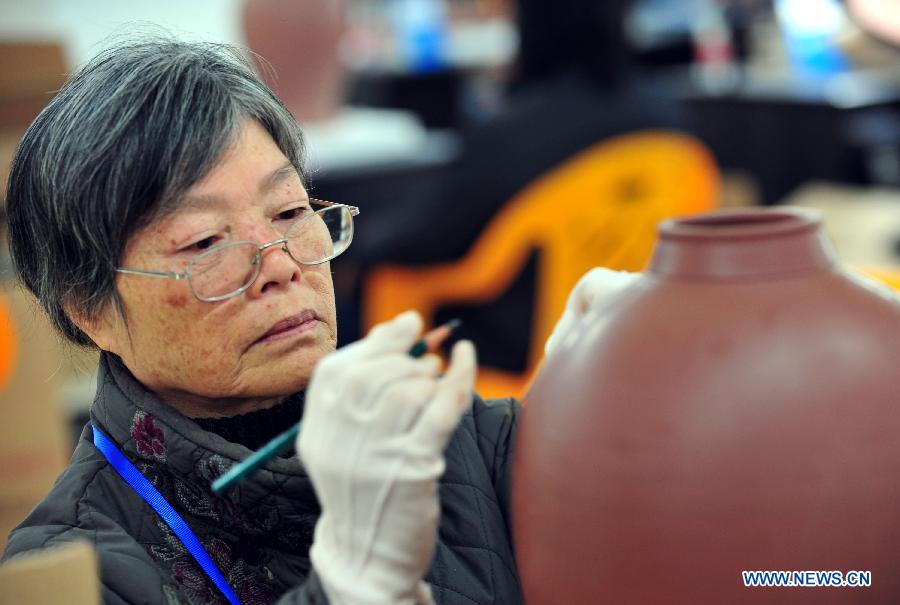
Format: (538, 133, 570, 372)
(390, 0, 449, 73)
(775, 0, 850, 77)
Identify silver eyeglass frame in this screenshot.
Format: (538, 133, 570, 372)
(115, 199, 360, 302)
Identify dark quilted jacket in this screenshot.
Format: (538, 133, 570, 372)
(2, 354, 524, 605)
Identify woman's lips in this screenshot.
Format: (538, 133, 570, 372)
(256, 311, 320, 345)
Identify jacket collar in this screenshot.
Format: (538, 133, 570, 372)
(90, 352, 318, 512)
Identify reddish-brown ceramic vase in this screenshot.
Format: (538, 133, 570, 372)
(513, 208, 900, 604)
(243, 0, 346, 122)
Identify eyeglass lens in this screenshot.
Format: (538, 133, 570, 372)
(187, 205, 353, 300)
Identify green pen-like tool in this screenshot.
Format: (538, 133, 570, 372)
(211, 318, 462, 494)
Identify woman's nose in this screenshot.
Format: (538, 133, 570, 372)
(247, 234, 301, 298)
(255, 244, 301, 296)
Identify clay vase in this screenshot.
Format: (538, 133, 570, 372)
(512, 208, 900, 604)
(243, 0, 346, 122)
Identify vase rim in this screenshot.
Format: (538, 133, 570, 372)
(659, 207, 822, 241)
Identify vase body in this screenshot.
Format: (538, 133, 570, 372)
(513, 208, 900, 604)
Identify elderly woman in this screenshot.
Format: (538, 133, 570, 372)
(2, 39, 629, 605)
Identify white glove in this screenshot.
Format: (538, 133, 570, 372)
(544, 268, 641, 356)
(298, 310, 476, 605)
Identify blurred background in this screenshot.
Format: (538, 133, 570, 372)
(1, 0, 900, 553)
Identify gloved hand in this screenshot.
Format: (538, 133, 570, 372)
(544, 268, 641, 356)
(298, 310, 476, 605)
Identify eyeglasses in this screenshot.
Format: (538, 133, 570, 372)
(116, 199, 359, 302)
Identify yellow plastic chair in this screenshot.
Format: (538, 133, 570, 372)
(0, 293, 18, 392)
(859, 267, 900, 291)
(363, 130, 720, 398)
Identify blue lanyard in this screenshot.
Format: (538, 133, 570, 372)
(92, 424, 241, 605)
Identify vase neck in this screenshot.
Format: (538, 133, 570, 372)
(648, 208, 837, 280)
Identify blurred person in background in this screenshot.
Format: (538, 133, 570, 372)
(0, 37, 630, 605)
(356, 0, 685, 374)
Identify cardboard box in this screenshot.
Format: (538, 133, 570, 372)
(0, 41, 68, 209)
(0, 285, 72, 550)
(0, 541, 99, 605)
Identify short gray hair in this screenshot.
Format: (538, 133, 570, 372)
(6, 38, 306, 346)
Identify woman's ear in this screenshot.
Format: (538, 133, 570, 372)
(64, 300, 121, 353)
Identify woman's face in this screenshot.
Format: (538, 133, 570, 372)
(91, 119, 338, 417)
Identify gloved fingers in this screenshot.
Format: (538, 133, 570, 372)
(312, 310, 425, 384)
(300, 357, 440, 471)
(306, 355, 440, 422)
(411, 340, 476, 446)
(344, 356, 440, 415)
(544, 308, 575, 356)
(415, 581, 436, 605)
(358, 310, 423, 356)
(374, 376, 440, 434)
(570, 268, 640, 315)
(545, 268, 640, 356)
(318, 310, 423, 373)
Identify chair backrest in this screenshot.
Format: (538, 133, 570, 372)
(0, 293, 17, 392)
(0, 542, 99, 605)
(363, 130, 720, 398)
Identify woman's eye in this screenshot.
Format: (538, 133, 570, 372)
(184, 236, 219, 252)
(276, 206, 311, 222)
